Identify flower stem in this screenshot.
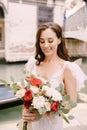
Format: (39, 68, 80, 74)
(23, 121, 28, 130)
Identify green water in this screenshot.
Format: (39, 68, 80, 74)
(0, 105, 22, 122)
(0, 61, 26, 82)
(0, 58, 87, 122)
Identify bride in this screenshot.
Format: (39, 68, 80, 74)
(22, 22, 87, 130)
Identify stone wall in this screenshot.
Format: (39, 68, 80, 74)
(66, 39, 87, 57)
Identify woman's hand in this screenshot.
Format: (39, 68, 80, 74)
(22, 108, 39, 122)
(22, 108, 55, 122)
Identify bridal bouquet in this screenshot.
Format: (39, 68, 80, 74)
(0, 73, 76, 130)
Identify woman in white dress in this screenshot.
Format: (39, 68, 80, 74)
(22, 22, 87, 130)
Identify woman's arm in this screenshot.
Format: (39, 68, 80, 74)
(63, 66, 77, 103)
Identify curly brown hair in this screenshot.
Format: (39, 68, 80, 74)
(35, 22, 69, 65)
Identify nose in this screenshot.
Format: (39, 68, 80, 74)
(44, 41, 49, 47)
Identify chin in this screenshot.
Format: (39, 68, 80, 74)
(44, 53, 52, 57)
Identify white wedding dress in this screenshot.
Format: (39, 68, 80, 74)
(22, 57, 87, 130)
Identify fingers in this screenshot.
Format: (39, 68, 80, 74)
(22, 109, 39, 122)
(23, 115, 39, 122)
(23, 113, 38, 118)
(23, 110, 38, 117)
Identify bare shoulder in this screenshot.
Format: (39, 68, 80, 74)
(63, 61, 76, 78)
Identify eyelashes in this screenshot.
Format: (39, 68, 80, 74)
(40, 39, 54, 44)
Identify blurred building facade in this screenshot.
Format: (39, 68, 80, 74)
(0, 0, 87, 62)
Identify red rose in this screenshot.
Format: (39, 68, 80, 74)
(24, 89, 33, 102)
(29, 78, 43, 87)
(24, 101, 31, 109)
(51, 101, 59, 111)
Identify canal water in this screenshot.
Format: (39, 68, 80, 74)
(0, 61, 27, 82)
(0, 57, 87, 123)
(0, 61, 26, 123)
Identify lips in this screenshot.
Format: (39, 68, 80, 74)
(43, 48, 51, 53)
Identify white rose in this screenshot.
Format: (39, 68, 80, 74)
(30, 85, 39, 94)
(32, 96, 45, 109)
(42, 85, 52, 97)
(52, 89, 62, 101)
(15, 89, 26, 98)
(45, 102, 51, 111)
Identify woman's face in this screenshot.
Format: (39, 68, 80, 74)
(39, 28, 61, 57)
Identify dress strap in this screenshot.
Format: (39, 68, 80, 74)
(25, 56, 36, 73)
(61, 61, 69, 72)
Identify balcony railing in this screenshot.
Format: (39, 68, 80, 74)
(64, 5, 87, 42)
(64, 5, 87, 31)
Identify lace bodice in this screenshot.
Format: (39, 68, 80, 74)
(25, 57, 87, 91)
(25, 57, 67, 89)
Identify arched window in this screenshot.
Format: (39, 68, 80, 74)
(0, 7, 4, 18)
(0, 7, 4, 48)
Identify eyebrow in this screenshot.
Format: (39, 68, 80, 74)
(40, 37, 53, 39)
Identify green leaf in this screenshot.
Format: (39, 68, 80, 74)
(22, 69, 27, 74)
(68, 115, 75, 120)
(63, 95, 70, 101)
(0, 79, 10, 88)
(62, 109, 69, 114)
(38, 114, 42, 119)
(13, 89, 17, 95)
(55, 87, 60, 92)
(38, 107, 46, 115)
(58, 110, 62, 115)
(69, 101, 77, 108)
(56, 84, 64, 92)
(0, 79, 7, 84)
(29, 106, 34, 111)
(12, 83, 20, 90)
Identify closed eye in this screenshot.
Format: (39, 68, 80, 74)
(40, 39, 45, 44)
(40, 38, 54, 44)
(48, 38, 53, 43)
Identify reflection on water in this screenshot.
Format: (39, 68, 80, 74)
(0, 61, 26, 82)
(0, 58, 87, 122)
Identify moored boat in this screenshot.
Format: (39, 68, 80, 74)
(0, 84, 23, 109)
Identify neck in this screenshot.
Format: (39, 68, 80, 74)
(44, 55, 61, 63)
